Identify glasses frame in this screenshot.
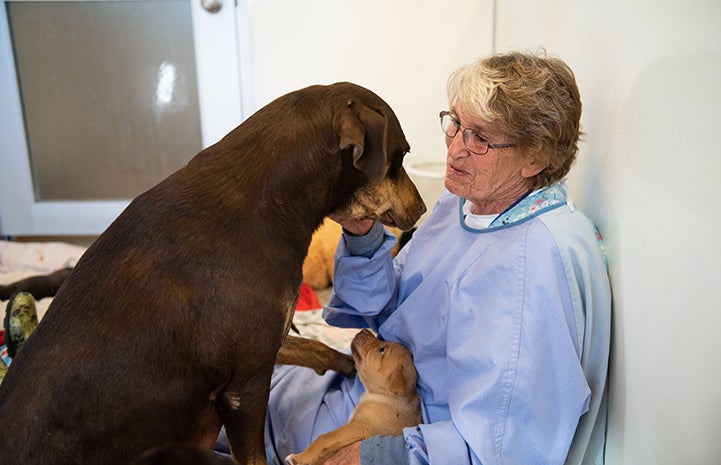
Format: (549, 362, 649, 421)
(439, 111, 516, 155)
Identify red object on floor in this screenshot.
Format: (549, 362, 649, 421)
(0, 329, 4, 346)
(295, 283, 321, 311)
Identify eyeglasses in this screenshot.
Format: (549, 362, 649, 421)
(439, 111, 516, 155)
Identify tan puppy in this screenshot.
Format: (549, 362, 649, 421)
(286, 329, 421, 465)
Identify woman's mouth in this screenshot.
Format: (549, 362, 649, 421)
(447, 164, 468, 177)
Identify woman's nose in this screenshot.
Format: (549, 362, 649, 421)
(446, 131, 468, 158)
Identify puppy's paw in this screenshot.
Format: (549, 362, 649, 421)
(284, 453, 300, 465)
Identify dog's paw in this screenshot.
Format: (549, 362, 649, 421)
(333, 352, 356, 378)
(313, 352, 355, 378)
(285, 453, 315, 465)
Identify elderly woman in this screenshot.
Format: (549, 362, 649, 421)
(220, 51, 611, 465)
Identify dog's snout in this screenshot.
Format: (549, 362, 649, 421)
(354, 329, 375, 342)
(352, 329, 375, 348)
(408, 197, 427, 226)
(418, 200, 428, 216)
(351, 329, 377, 361)
(394, 169, 427, 230)
(390, 195, 426, 231)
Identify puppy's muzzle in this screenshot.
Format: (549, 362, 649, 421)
(351, 329, 378, 364)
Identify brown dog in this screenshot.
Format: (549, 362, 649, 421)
(285, 329, 422, 465)
(0, 82, 425, 465)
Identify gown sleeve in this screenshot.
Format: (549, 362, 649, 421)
(322, 226, 402, 330)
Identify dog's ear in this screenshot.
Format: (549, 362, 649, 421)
(386, 365, 410, 396)
(335, 100, 388, 184)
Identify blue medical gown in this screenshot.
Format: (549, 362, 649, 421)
(264, 184, 611, 465)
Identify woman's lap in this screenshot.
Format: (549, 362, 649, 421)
(215, 364, 365, 465)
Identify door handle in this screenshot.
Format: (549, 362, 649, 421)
(201, 0, 221, 13)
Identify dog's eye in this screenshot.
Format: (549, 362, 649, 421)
(379, 346, 386, 355)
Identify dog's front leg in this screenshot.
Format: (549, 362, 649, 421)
(276, 335, 355, 378)
(220, 365, 274, 465)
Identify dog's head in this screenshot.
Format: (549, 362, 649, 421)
(327, 83, 426, 231)
(206, 82, 425, 232)
(350, 329, 417, 397)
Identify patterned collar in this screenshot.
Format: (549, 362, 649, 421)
(459, 181, 570, 232)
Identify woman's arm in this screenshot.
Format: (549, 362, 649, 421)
(322, 223, 402, 330)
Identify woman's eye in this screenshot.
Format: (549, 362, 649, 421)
(472, 132, 488, 144)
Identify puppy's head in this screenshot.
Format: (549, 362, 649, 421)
(350, 329, 417, 397)
(328, 83, 426, 231)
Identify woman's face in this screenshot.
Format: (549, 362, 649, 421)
(444, 109, 544, 215)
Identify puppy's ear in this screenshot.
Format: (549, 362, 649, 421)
(386, 365, 410, 396)
(334, 100, 388, 184)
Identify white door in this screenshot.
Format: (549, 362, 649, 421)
(0, 0, 253, 236)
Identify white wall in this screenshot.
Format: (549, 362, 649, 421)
(495, 1, 721, 464)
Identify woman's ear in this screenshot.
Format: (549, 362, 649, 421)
(520, 159, 547, 179)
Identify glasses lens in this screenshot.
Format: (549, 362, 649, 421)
(463, 130, 489, 155)
(440, 112, 492, 155)
(440, 113, 457, 137)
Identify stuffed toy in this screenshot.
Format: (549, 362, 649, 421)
(301, 219, 414, 290)
(0, 291, 39, 384)
(302, 219, 342, 290)
(3, 291, 38, 359)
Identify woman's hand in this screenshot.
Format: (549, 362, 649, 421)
(331, 217, 375, 236)
(322, 442, 361, 465)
